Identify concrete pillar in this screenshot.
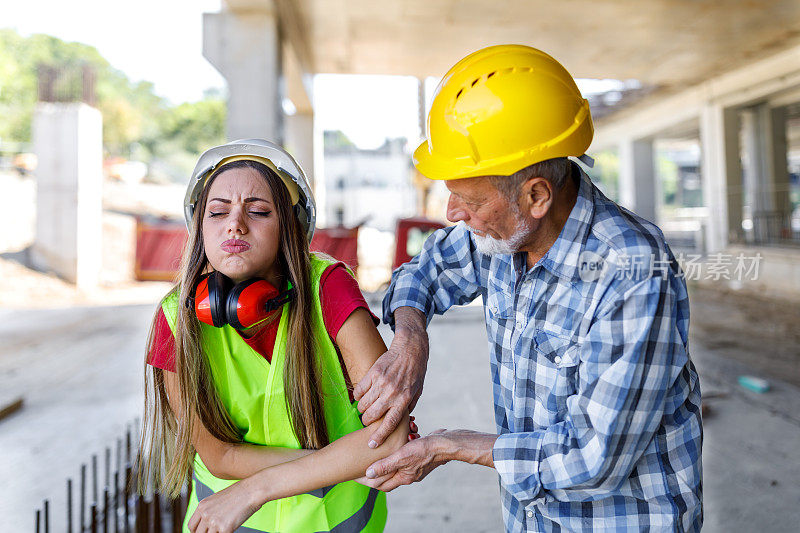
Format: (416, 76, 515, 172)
(312, 118, 327, 228)
(618, 137, 657, 223)
(741, 106, 773, 217)
(740, 103, 791, 241)
(31, 103, 103, 289)
(769, 106, 792, 224)
(700, 104, 742, 253)
(203, 6, 282, 142)
(284, 111, 314, 186)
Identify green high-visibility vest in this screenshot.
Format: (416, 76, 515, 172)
(161, 254, 387, 532)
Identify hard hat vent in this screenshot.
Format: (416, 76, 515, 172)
(455, 66, 538, 103)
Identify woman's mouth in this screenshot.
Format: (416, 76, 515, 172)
(221, 239, 251, 253)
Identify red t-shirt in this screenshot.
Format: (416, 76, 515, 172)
(147, 263, 377, 374)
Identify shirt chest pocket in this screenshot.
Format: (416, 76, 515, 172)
(486, 279, 514, 319)
(531, 329, 581, 419)
(486, 282, 516, 367)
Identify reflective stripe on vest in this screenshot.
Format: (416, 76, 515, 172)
(163, 254, 387, 532)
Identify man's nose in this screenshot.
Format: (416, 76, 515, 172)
(446, 194, 467, 224)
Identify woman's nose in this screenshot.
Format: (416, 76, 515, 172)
(227, 207, 248, 235)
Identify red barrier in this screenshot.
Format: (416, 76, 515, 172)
(393, 217, 446, 270)
(134, 218, 364, 281)
(134, 217, 187, 282)
(310, 226, 360, 272)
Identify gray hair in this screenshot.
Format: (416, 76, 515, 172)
(489, 157, 571, 204)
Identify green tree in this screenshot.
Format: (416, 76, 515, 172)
(0, 28, 226, 180)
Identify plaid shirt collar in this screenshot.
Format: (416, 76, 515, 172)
(513, 162, 595, 283)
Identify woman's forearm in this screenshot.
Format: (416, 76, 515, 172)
(213, 443, 313, 480)
(245, 413, 410, 504)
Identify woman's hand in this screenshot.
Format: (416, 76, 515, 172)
(408, 415, 420, 441)
(187, 477, 261, 533)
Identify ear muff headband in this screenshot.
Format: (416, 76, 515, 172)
(204, 155, 301, 205)
(262, 286, 295, 314)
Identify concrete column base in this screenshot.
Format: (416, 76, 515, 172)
(31, 103, 103, 289)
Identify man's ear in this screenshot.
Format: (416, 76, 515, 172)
(520, 177, 554, 219)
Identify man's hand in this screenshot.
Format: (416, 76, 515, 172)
(359, 428, 499, 492)
(187, 477, 260, 533)
(359, 429, 450, 492)
(353, 307, 429, 448)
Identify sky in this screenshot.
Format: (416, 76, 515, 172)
(2, 0, 624, 150)
(1, 0, 422, 148)
(2, 0, 225, 105)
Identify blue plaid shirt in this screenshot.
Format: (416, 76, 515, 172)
(383, 165, 702, 532)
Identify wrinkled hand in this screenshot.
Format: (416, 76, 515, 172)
(187, 477, 260, 533)
(355, 416, 420, 488)
(354, 307, 429, 448)
(358, 429, 448, 492)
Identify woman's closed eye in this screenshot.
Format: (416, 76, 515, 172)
(208, 210, 271, 218)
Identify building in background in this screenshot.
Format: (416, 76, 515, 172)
(322, 131, 417, 231)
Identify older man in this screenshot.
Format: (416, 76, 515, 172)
(353, 45, 702, 532)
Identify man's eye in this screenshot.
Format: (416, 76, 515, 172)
(250, 211, 270, 216)
(208, 212, 226, 218)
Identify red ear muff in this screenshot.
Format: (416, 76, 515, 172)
(194, 271, 233, 327)
(194, 275, 213, 325)
(194, 272, 294, 330)
(226, 279, 281, 330)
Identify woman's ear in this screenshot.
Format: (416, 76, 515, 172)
(520, 177, 554, 219)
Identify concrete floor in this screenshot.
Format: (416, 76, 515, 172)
(1, 289, 799, 532)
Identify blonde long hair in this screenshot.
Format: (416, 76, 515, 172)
(139, 160, 328, 497)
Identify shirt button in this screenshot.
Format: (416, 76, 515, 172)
(554, 355, 562, 365)
(527, 510, 534, 518)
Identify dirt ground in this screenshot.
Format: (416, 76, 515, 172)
(688, 282, 800, 388)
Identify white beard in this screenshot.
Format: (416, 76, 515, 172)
(467, 218, 532, 256)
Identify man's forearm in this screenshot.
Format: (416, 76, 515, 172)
(392, 306, 429, 363)
(434, 430, 499, 469)
(393, 306, 428, 337)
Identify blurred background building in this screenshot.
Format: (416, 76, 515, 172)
(322, 131, 416, 231)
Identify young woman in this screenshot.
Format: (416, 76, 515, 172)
(140, 139, 417, 532)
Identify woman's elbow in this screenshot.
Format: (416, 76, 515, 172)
(195, 445, 235, 480)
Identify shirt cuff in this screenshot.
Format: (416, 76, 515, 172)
(492, 431, 546, 506)
(381, 272, 433, 330)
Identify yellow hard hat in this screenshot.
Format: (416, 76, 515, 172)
(414, 44, 593, 180)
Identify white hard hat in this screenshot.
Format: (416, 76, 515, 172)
(184, 139, 317, 241)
